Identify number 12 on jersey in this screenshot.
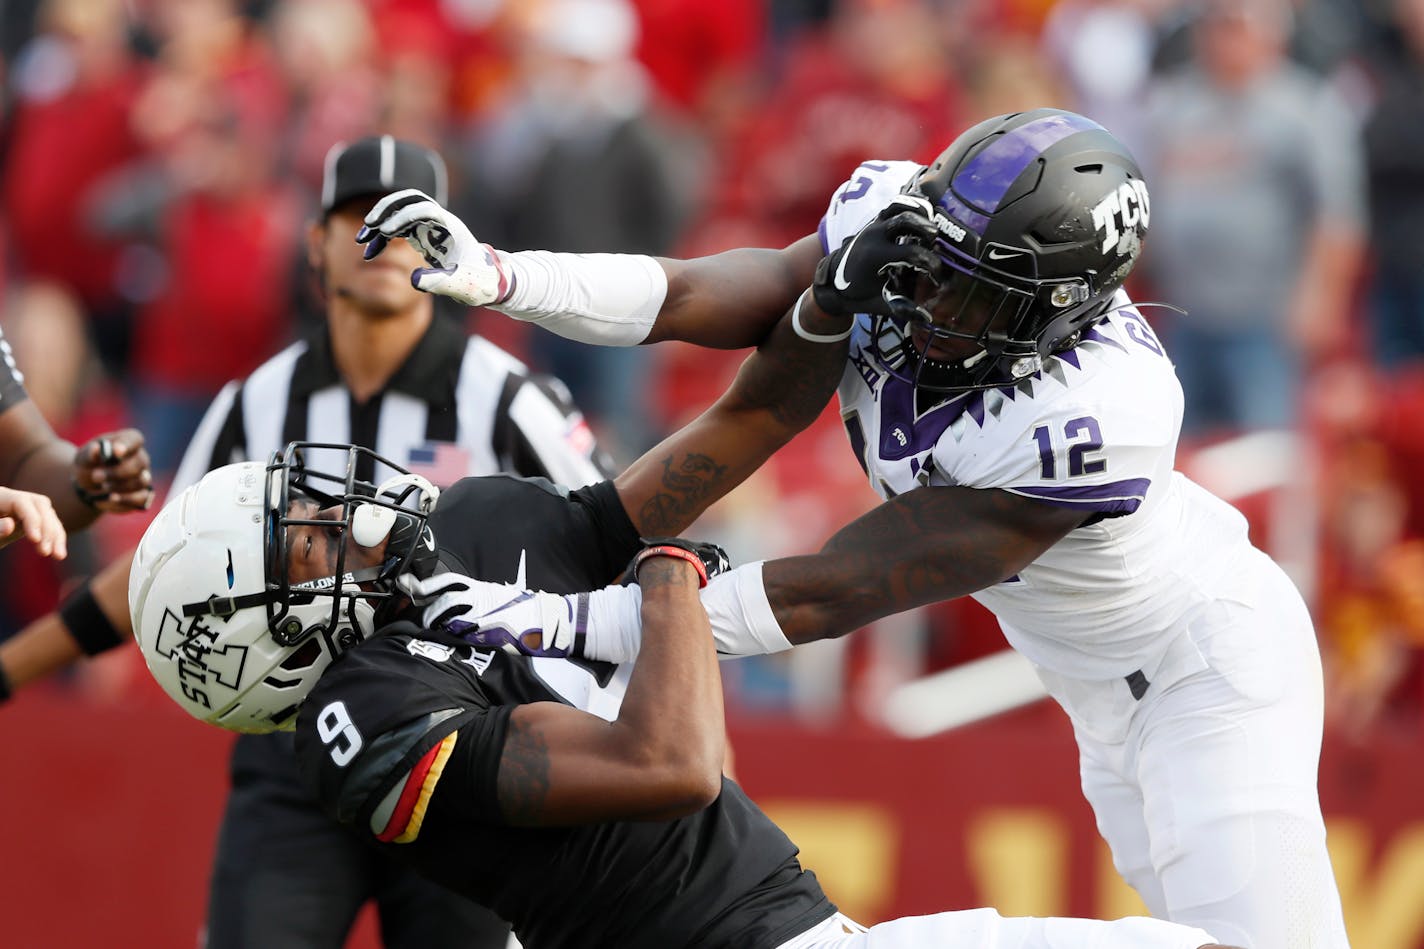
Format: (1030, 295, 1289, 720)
(1032, 416, 1107, 479)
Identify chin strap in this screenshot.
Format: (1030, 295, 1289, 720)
(182, 589, 277, 620)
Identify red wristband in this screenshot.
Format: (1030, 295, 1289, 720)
(633, 546, 708, 588)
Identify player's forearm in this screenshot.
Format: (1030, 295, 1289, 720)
(494, 238, 821, 351)
(614, 560, 723, 800)
(9, 439, 96, 530)
(646, 240, 823, 347)
(765, 487, 1083, 644)
(1, 553, 134, 692)
(0, 611, 84, 691)
(761, 543, 1005, 646)
(613, 291, 849, 538)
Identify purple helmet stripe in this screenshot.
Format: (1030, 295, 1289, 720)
(949, 113, 1104, 217)
(938, 192, 991, 235)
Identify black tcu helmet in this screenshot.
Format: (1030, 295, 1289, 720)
(877, 108, 1150, 392)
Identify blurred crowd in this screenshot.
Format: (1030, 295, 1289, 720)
(2, 0, 1422, 737)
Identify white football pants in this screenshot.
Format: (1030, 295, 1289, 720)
(1035, 547, 1350, 947)
(775, 908, 1218, 948)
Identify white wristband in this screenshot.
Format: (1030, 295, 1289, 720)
(704, 561, 792, 657)
(494, 250, 668, 347)
(578, 561, 792, 663)
(791, 291, 854, 343)
(580, 584, 645, 663)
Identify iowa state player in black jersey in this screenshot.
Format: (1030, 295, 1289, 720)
(130, 447, 1232, 949)
(129, 354, 1234, 945)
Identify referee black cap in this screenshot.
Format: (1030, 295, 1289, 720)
(320, 135, 449, 214)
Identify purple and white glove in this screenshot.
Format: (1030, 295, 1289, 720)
(397, 572, 585, 658)
(357, 189, 512, 307)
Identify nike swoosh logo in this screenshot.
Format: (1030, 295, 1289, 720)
(986, 248, 1021, 261)
(833, 230, 865, 290)
(515, 549, 527, 589)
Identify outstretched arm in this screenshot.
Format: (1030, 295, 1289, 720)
(644, 240, 821, 347)
(606, 199, 942, 535)
(407, 488, 1089, 669)
(764, 487, 1088, 644)
(0, 550, 133, 697)
(612, 288, 851, 537)
(0, 403, 153, 530)
(358, 188, 822, 350)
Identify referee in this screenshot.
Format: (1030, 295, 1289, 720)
(1, 137, 608, 947)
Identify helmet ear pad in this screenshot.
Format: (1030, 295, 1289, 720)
(350, 473, 440, 548)
(352, 503, 398, 547)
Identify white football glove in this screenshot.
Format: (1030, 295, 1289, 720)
(357, 189, 512, 307)
(397, 572, 582, 657)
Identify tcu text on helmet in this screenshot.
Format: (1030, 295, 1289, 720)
(1090, 180, 1150, 255)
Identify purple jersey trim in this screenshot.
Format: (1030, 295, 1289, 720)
(876, 378, 986, 459)
(949, 113, 1103, 217)
(1005, 477, 1150, 516)
(817, 215, 830, 255)
(1079, 322, 1128, 353)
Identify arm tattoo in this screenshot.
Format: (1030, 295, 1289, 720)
(637, 453, 728, 536)
(766, 488, 1085, 643)
(497, 714, 553, 824)
(635, 557, 692, 591)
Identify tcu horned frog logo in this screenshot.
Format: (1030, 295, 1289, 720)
(1090, 180, 1150, 256)
(152, 608, 249, 710)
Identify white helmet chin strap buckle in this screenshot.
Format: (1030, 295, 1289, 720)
(351, 474, 440, 548)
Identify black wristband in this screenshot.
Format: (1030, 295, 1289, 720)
(58, 580, 125, 656)
(0, 662, 11, 704)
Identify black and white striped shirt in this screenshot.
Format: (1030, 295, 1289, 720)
(170, 315, 610, 497)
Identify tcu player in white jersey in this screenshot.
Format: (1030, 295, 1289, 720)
(359, 109, 1350, 947)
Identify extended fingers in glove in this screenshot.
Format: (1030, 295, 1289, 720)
(361, 189, 436, 236)
(365, 199, 454, 244)
(396, 572, 472, 603)
(881, 241, 942, 280)
(881, 211, 939, 247)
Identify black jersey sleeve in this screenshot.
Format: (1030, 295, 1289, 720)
(0, 327, 31, 415)
(430, 475, 642, 594)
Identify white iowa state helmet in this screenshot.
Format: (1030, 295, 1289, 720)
(129, 448, 438, 733)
